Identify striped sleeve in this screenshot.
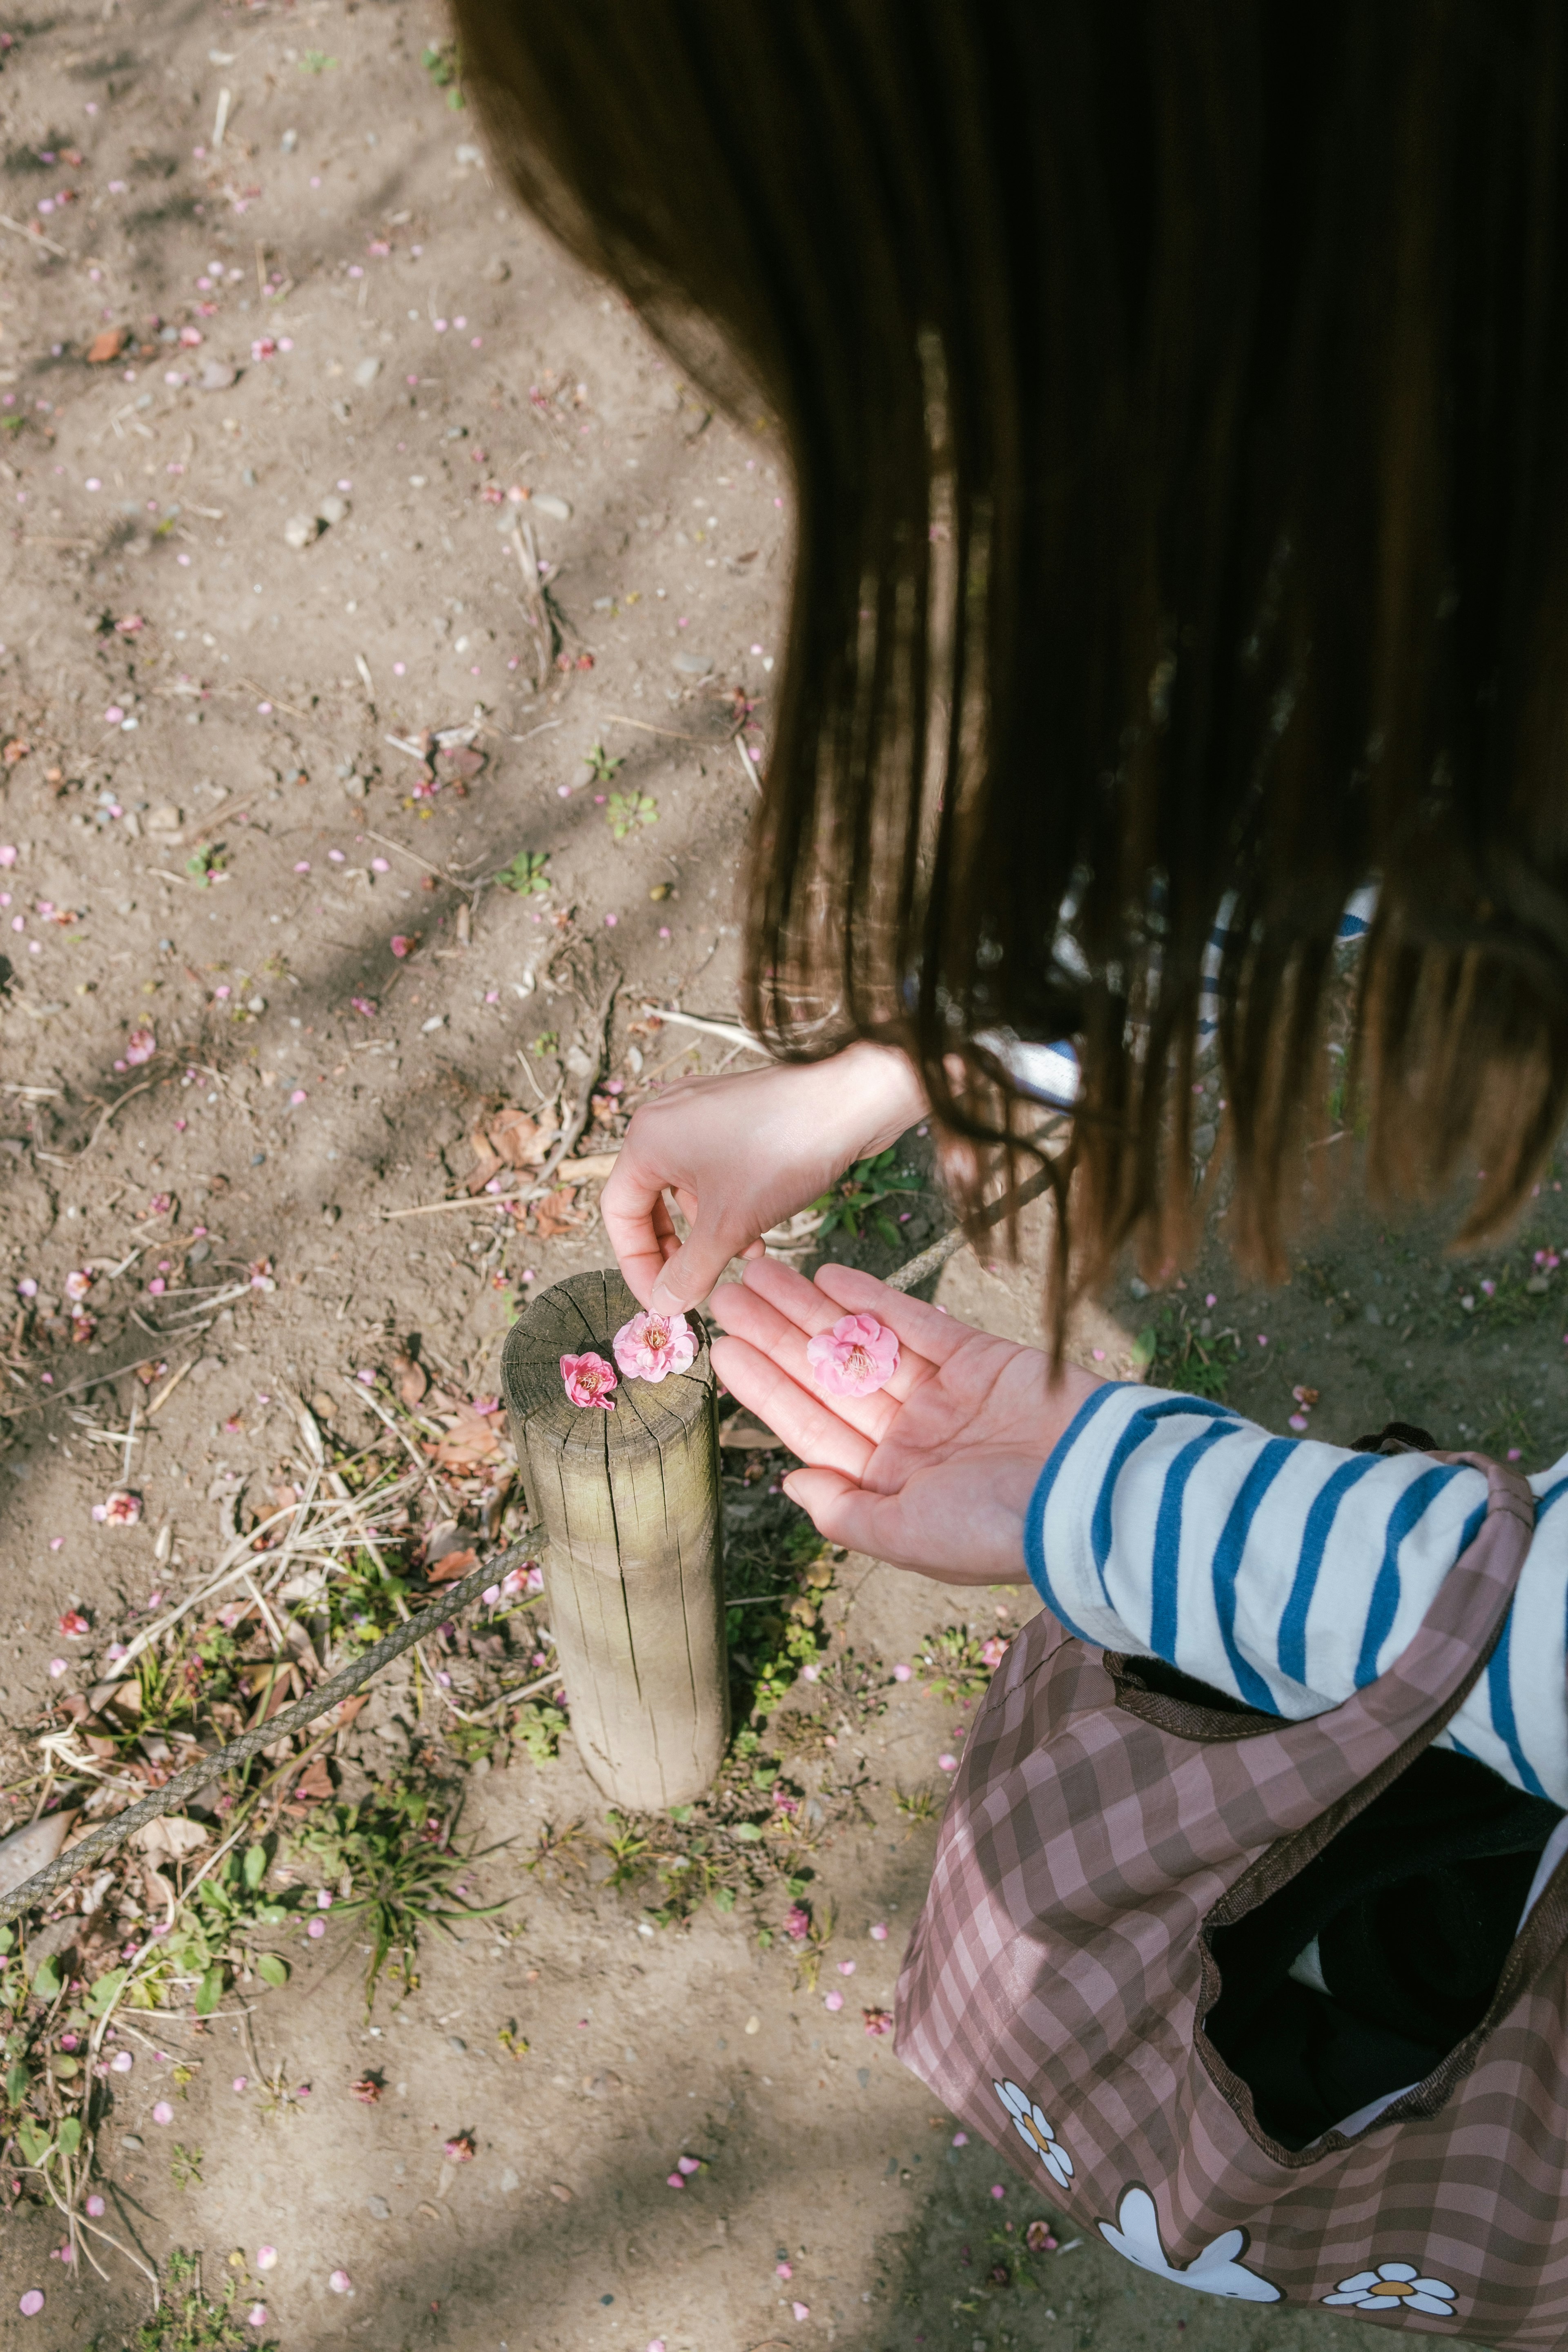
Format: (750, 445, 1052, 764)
(1025, 1383, 1568, 1806)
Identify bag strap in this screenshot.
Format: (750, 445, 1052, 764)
(1204, 1452, 1536, 1902)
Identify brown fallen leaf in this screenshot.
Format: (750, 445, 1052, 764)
(392, 1343, 428, 1406)
(532, 1183, 586, 1242)
(86, 325, 129, 364)
(427, 1546, 479, 1584)
(290, 1754, 334, 1805)
(422, 1408, 503, 1471)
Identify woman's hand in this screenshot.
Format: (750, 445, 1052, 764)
(601, 1041, 926, 1314)
(708, 1259, 1103, 1586)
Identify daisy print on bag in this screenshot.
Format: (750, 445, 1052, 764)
(1322, 2264, 1457, 2319)
(993, 2079, 1074, 2187)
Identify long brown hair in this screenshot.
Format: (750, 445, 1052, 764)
(456, 0, 1568, 1291)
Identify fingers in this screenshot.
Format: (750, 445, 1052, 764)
(778, 1463, 903, 1555)
(709, 1275, 914, 1440)
(810, 1260, 975, 1363)
(600, 1157, 673, 1310)
(708, 1335, 876, 1480)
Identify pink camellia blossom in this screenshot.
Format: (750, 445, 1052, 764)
(862, 2006, 895, 2036)
(805, 1312, 900, 1396)
(612, 1308, 697, 1384)
(560, 1351, 617, 1410)
(124, 1025, 156, 1065)
(59, 1610, 89, 1639)
(92, 1490, 142, 1527)
(784, 1904, 811, 1942)
(63, 1268, 92, 1304)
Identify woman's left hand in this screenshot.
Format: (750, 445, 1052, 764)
(708, 1259, 1103, 1586)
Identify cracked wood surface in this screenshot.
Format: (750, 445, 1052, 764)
(503, 1270, 728, 1809)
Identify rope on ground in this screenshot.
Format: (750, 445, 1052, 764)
(0, 1532, 540, 1932)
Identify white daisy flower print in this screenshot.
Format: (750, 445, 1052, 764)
(1322, 2264, 1456, 2319)
(992, 2079, 1074, 2188)
(1099, 2186, 1281, 2303)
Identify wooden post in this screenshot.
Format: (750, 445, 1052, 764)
(501, 1268, 728, 1810)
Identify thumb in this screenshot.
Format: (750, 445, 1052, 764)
(650, 1230, 736, 1316)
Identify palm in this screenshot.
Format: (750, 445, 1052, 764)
(708, 1259, 1102, 1585)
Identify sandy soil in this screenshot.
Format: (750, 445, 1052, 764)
(4, 4, 1566, 2349)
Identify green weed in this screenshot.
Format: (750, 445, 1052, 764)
(115, 2248, 278, 2352)
(421, 40, 464, 106)
(605, 789, 657, 840)
(1136, 1298, 1243, 1401)
(495, 848, 551, 898)
(809, 1147, 924, 1247)
(584, 743, 625, 786)
(291, 1783, 506, 2013)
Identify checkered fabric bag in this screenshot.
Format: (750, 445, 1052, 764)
(895, 1453, 1568, 2341)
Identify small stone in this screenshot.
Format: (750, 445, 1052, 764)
(353, 357, 381, 388)
(1363, 1302, 1382, 1326)
(549, 2181, 574, 2203)
(672, 652, 713, 677)
(284, 514, 321, 551)
(744, 2015, 760, 2035)
(199, 361, 238, 392)
(187, 1239, 211, 1265)
(317, 492, 349, 527)
(482, 256, 511, 283)
(366, 2194, 390, 2221)
(531, 492, 572, 521)
(1192, 1123, 1216, 1156)
(342, 774, 368, 800)
(446, 2034, 467, 2054)
(499, 2167, 520, 2193)
(146, 804, 182, 834)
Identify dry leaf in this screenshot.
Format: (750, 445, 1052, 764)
(290, 1755, 334, 1804)
(532, 1184, 586, 1241)
(86, 325, 129, 364)
(427, 1546, 478, 1584)
(422, 1409, 501, 1472)
(131, 1815, 211, 1862)
(392, 1344, 428, 1406)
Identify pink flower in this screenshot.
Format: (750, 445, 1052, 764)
(980, 1636, 1007, 1669)
(784, 1904, 811, 1942)
(390, 933, 416, 958)
(837, 1959, 856, 1976)
(328, 2270, 352, 2295)
(233, 2075, 248, 2092)
(350, 996, 377, 1018)
(64, 1268, 92, 1303)
(862, 2007, 894, 2035)
(93, 1490, 142, 1527)
(561, 1351, 617, 1410)
(612, 1309, 697, 1384)
(792, 2303, 810, 2323)
(805, 1312, 899, 1397)
(776, 2261, 793, 2281)
(125, 1025, 156, 1065)
(0, 845, 15, 867)
(1288, 1412, 1309, 1433)
(19, 2291, 44, 2317)
(676, 2154, 700, 2174)
(247, 2305, 268, 2330)
(938, 1752, 958, 1771)
(307, 1918, 325, 1939)
(59, 1610, 89, 1638)
(666, 2172, 684, 2189)
(256, 2247, 278, 2272)
(869, 1921, 889, 1941)
(151, 2100, 174, 2125)
(444, 2133, 476, 2162)
(823, 1990, 844, 2011)
(892, 1662, 912, 1681)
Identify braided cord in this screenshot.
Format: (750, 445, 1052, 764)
(0, 1532, 540, 1932)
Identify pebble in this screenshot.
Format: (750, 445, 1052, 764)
(199, 361, 237, 392)
(367, 2194, 390, 2221)
(446, 2034, 467, 2053)
(317, 492, 350, 527)
(353, 357, 381, 388)
(482, 256, 511, 283)
(121, 2134, 144, 2152)
(672, 652, 713, 677)
(531, 492, 571, 521)
(283, 514, 321, 550)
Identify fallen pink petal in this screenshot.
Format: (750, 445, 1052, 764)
(124, 1025, 156, 1065)
(938, 1753, 958, 1771)
(151, 2100, 174, 2125)
(329, 2270, 352, 2294)
(676, 2154, 700, 2174)
(892, 1662, 912, 1682)
(247, 2306, 268, 2330)
(666, 2172, 684, 2189)
(823, 1990, 844, 2012)
(93, 1490, 142, 1528)
(85, 2194, 105, 2218)
(561, 1350, 617, 1410)
(869, 1922, 889, 1941)
(256, 2247, 278, 2272)
(18, 2291, 44, 2318)
(792, 2303, 810, 2322)
(804, 1312, 900, 1398)
(612, 1308, 698, 1384)
(776, 2261, 793, 2281)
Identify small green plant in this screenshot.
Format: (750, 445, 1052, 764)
(156, 1841, 294, 2012)
(915, 1624, 998, 1704)
(512, 1696, 567, 1762)
(605, 788, 658, 839)
(809, 1147, 924, 1246)
(299, 48, 339, 73)
(530, 1030, 559, 1058)
(122, 2248, 278, 2352)
(171, 2140, 205, 2190)
(584, 742, 625, 786)
(185, 844, 226, 889)
(895, 1783, 941, 1823)
(292, 1782, 506, 2013)
(495, 847, 551, 897)
(421, 39, 465, 105)
(1136, 1298, 1243, 1402)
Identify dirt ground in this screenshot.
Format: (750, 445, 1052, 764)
(4, 4, 1568, 2348)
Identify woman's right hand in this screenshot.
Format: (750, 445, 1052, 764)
(601, 1040, 927, 1313)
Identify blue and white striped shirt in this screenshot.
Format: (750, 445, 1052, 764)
(1026, 1383, 1568, 1806)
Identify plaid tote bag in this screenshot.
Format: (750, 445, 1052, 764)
(895, 1453, 1568, 2343)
